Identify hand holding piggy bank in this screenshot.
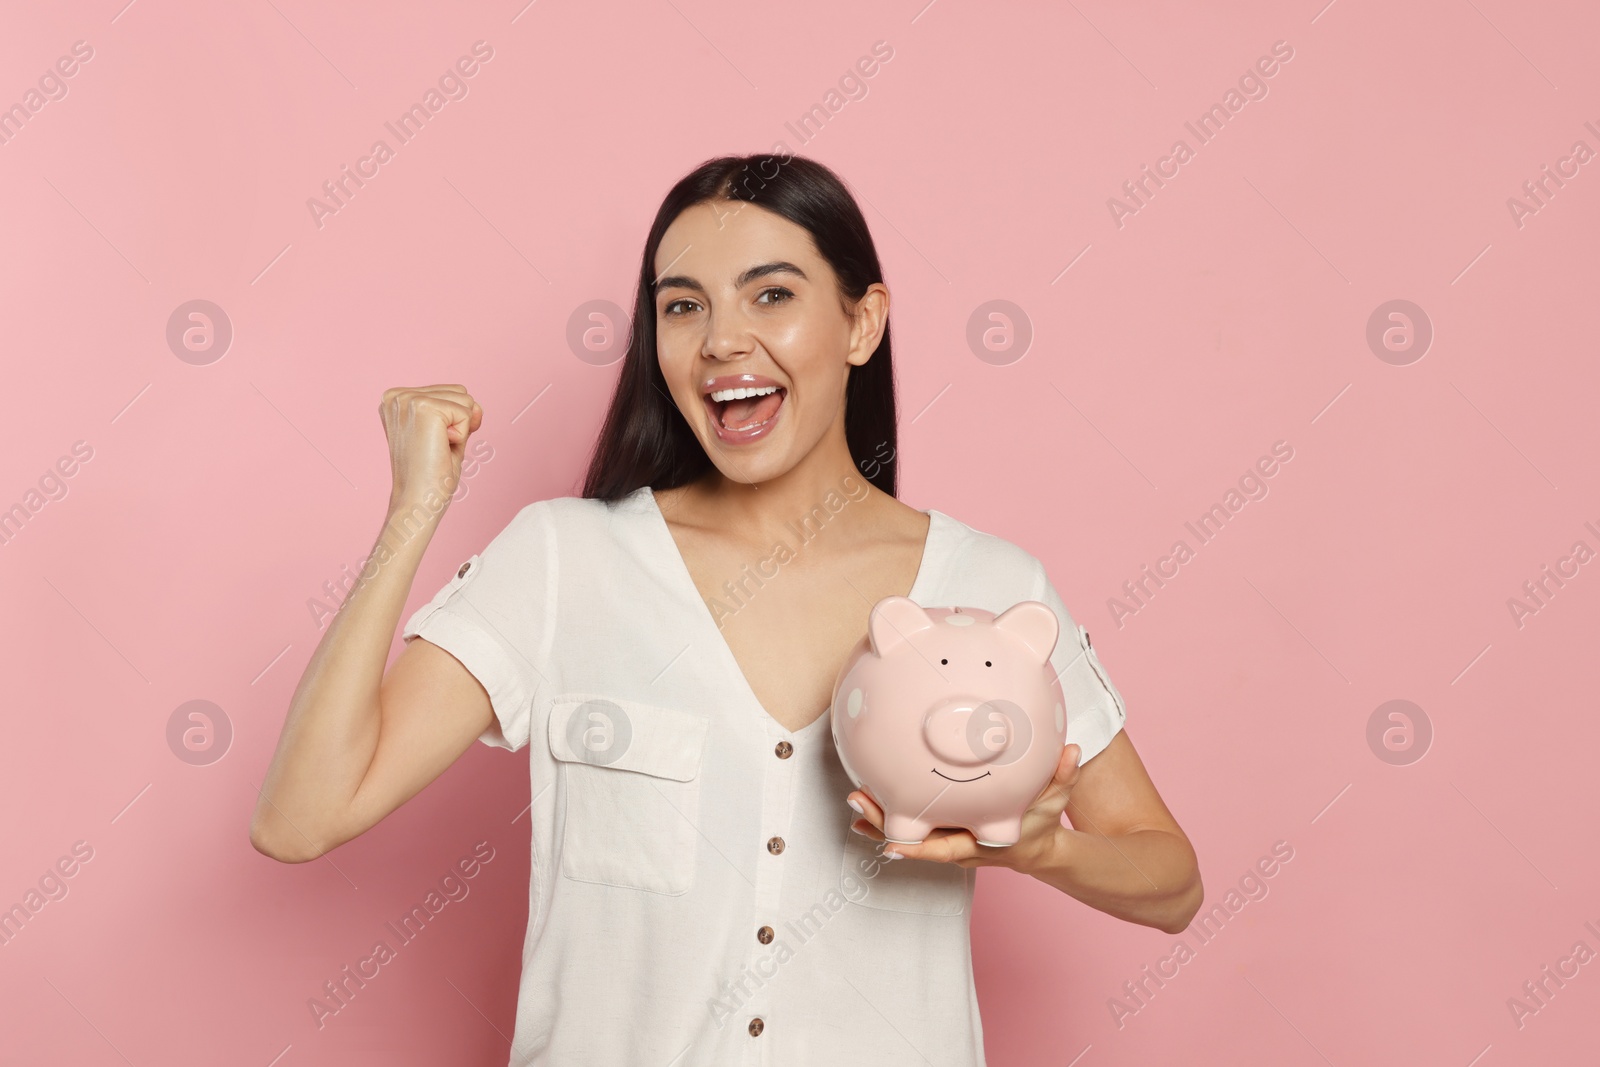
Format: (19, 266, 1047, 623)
(830, 596, 1068, 847)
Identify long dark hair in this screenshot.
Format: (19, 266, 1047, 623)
(580, 153, 898, 502)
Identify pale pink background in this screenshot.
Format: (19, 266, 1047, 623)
(2, 1, 1597, 1063)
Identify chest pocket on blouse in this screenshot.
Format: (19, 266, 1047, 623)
(840, 821, 969, 915)
(548, 695, 709, 896)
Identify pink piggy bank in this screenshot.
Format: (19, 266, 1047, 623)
(830, 596, 1068, 847)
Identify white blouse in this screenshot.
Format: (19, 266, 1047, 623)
(401, 485, 1127, 1066)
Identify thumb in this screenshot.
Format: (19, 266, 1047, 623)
(1037, 744, 1081, 808)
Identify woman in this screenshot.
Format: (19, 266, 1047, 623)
(251, 153, 1202, 1065)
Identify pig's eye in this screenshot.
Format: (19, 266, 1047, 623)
(940, 658, 948, 665)
(985, 660, 992, 667)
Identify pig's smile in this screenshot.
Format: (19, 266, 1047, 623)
(931, 769, 992, 783)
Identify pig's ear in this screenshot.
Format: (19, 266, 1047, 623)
(867, 596, 935, 658)
(994, 601, 1060, 662)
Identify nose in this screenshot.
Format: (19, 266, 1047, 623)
(922, 698, 1032, 767)
(702, 303, 756, 361)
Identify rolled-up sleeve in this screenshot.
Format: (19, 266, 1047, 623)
(1032, 560, 1127, 764)
(401, 500, 557, 751)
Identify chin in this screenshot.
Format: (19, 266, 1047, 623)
(705, 452, 793, 486)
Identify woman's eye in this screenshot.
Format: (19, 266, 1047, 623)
(663, 299, 698, 316)
(757, 287, 793, 306)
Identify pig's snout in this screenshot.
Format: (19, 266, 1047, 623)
(923, 698, 1030, 767)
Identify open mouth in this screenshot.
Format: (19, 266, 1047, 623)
(931, 769, 991, 783)
(703, 384, 787, 442)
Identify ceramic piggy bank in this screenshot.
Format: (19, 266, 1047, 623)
(830, 596, 1068, 847)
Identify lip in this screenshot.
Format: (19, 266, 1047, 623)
(701, 373, 787, 445)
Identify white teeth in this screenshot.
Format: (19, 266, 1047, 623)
(708, 385, 780, 403)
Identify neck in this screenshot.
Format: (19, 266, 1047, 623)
(681, 431, 880, 547)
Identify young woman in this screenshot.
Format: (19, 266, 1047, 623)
(251, 153, 1201, 1065)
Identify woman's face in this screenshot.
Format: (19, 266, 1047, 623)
(653, 200, 887, 486)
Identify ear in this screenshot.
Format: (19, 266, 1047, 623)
(867, 596, 935, 658)
(994, 600, 1059, 663)
(846, 283, 890, 368)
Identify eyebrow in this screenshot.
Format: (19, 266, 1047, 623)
(653, 260, 808, 295)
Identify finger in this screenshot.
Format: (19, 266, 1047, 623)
(850, 818, 884, 841)
(848, 790, 884, 830)
(412, 396, 477, 444)
(1041, 744, 1082, 802)
(403, 388, 482, 432)
(852, 821, 963, 851)
(887, 829, 979, 866)
(1060, 744, 1082, 785)
(401, 385, 477, 409)
(387, 386, 474, 413)
(423, 388, 484, 432)
(878, 826, 961, 855)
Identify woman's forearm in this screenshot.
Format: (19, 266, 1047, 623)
(1021, 825, 1204, 935)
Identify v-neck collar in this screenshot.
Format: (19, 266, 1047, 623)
(634, 485, 945, 738)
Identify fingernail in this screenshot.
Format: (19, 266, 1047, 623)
(847, 797, 864, 814)
(883, 849, 903, 861)
(850, 822, 869, 836)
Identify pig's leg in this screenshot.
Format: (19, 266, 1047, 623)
(972, 818, 1024, 848)
(882, 812, 933, 844)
